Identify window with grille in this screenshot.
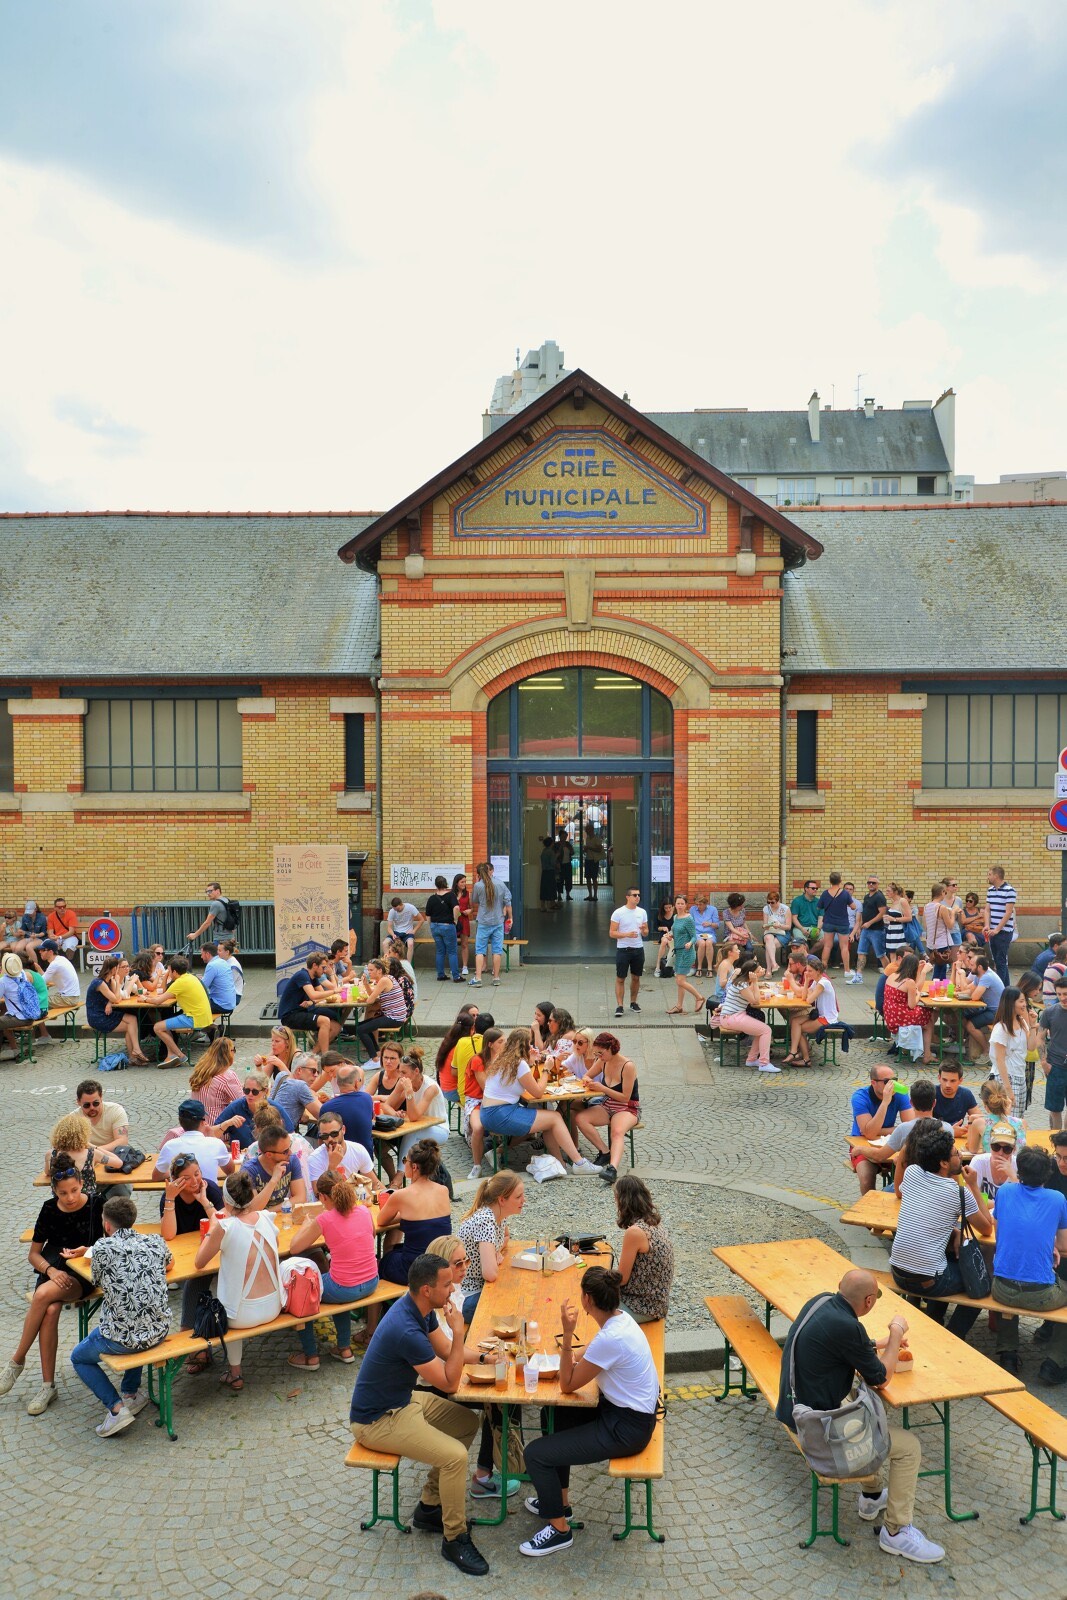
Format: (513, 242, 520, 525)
(83, 698, 242, 792)
(921, 692, 1067, 788)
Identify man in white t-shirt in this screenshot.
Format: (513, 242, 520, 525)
(303, 1109, 383, 1188)
(610, 888, 649, 1019)
(39, 941, 81, 1002)
(383, 899, 425, 958)
(153, 1099, 235, 1185)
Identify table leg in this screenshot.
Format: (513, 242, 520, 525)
(714, 1337, 757, 1403)
(902, 1400, 978, 1522)
(800, 1477, 849, 1548)
(1020, 1438, 1065, 1524)
(472, 1401, 511, 1527)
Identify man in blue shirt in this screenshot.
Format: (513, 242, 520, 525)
(241, 1124, 307, 1207)
(350, 1253, 487, 1577)
(199, 943, 237, 1016)
(278, 952, 342, 1054)
(849, 1064, 914, 1193)
(958, 951, 1004, 1060)
(931, 1064, 977, 1129)
(319, 1063, 374, 1152)
(991, 1145, 1067, 1380)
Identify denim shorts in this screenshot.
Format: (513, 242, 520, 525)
(475, 924, 504, 957)
(164, 1013, 195, 1031)
(857, 928, 886, 958)
(480, 1101, 536, 1138)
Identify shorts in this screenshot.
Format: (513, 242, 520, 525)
(857, 928, 886, 959)
(768, 930, 791, 948)
(585, 860, 601, 882)
(481, 1101, 536, 1138)
(791, 926, 818, 944)
(969, 1006, 995, 1030)
(164, 1013, 195, 1031)
(475, 924, 504, 958)
(615, 948, 646, 980)
(280, 1007, 340, 1029)
(1045, 1066, 1067, 1115)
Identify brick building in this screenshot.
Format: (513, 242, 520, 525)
(2, 369, 1064, 957)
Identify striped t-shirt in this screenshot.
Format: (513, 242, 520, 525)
(720, 981, 750, 1018)
(986, 882, 1017, 933)
(890, 1164, 979, 1277)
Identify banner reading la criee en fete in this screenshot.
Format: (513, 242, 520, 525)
(273, 844, 349, 988)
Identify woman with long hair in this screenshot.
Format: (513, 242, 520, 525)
(989, 986, 1033, 1112)
(189, 1035, 244, 1126)
(477, 1027, 600, 1176)
(253, 1024, 297, 1082)
(572, 1032, 640, 1182)
(520, 1266, 660, 1557)
(614, 1176, 674, 1323)
(377, 1140, 453, 1284)
(287, 1170, 379, 1368)
(470, 861, 511, 987)
(966, 1079, 1027, 1154)
(354, 958, 407, 1058)
(452, 872, 472, 977)
(882, 952, 935, 1064)
(530, 1001, 555, 1056)
(195, 1169, 282, 1391)
(84, 954, 150, 1065)
(435, 1003, 480, 1098)
(717, 960, 775, 1073)
(48, 1112, 123, 1192)
(463, 1027, 500, 1180)
(457, 1172, 525, 1319)
(666, 893, 703, 1015)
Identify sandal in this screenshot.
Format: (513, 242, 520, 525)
(184, 1351, 211, 1376)
(219, 1372, 244, 1391)
(287, 1354, 319, 1370)
(326, 1348, 355, 1364)
(782, 1053, 801, 1064)
(666, 1006, 685, 1015)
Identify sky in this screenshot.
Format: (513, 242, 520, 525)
(0, 0, 1064, 511)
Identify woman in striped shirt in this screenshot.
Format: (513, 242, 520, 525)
(717, 959, 777, 1073)
(188, 1036, 244, 1127)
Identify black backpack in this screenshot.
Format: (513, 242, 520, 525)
(191, 1290, 230, 1364)
(218, 897, 241, 932)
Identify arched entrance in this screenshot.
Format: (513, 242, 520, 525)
(485, 667, 673, 960)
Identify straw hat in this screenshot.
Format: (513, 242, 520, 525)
(2, 953, 23, 978)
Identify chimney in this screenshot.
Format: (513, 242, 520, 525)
(808, 391, 820, 444)
(863, 397, 875, 420)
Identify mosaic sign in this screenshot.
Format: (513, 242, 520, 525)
(453, 428, 707, 538)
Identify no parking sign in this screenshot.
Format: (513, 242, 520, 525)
(87, 917, 121, 951)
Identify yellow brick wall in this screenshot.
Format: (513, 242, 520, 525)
(784, 684, 1061, 914)
(0, 684, 377, 914)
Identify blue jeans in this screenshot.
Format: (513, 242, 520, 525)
(989, 930, 1012, 985)
(891, 1259, 980, 1338)
(71, 1325, 144, 1410)
(431, 922, 460, 980)
(299, 1271, 379, 1356)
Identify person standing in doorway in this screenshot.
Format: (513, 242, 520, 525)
(469, 863, 512, 989)
(583, 826, 605, 901)
(611, 888, 648, 1019)
(538, 838, 559, 913)
(556, 830, 574, 902)
(985, 864, 1017, 987)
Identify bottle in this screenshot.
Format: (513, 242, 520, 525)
(281, 1194, 292, 1216)
(231, 1140, 240, 1163)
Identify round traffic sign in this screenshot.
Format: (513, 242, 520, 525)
(87, 917, 121, 951)
(1060, 747, 1067, 774)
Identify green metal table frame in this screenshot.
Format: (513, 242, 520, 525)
(901, 1400, 977, 1521)
(356, 1460, 411, 1532)
(1018, 1434, 1065, 1525)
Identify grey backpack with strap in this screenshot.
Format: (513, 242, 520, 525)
(788, 1294, 890, 1479)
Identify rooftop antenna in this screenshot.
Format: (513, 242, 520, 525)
(854, 372, 866, 409)
(515, 347, 520, 370)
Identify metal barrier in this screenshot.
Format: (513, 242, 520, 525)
(131, 901, 275, 957)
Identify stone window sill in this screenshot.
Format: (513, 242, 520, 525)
(789, 791, 825, 811)
(8, 792, 251, 814)
(915, 789, 1047, 809)
(336, 792, 373, 812)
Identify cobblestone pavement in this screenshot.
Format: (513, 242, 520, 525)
(2, 1028, 1063, 1599)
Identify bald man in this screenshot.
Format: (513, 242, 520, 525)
(777, 1271, 943, 1564)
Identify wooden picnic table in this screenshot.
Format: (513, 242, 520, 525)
(33, 1155, 164, 1190)
(917, 990, 984, 1063)
(460, 1237, 608, 1525)
(712, 1235, 1022, 1521)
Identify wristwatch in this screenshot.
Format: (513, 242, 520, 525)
(478, 1351, 486, 1364)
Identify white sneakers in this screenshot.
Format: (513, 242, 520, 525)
(124, 1388, 150, 1416)
(26, 1383, 57, 1416)
(847, 971, 864, 984)
(0, 1358, 25, 1396)
(857, 1487, 888, 1521)
(96, 1405, 135, 1438)
(879, 1524, 945, 1563)
(756, 1062, 781, 1073)
(467, 1166, 483, 1182)
(569, 1158, 601, 1175)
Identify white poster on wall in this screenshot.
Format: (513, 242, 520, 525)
(490, 854, 511, 882)
(273, 844, 349, 985)
(651, 854, 671, 882)
(389, 863, 465, 892)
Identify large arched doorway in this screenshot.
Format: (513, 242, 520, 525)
(485, 667, 673, 959)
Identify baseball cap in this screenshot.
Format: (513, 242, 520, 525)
(177, 1098, 207, 1120)
(38, 939, 60, 954)
(988, 1120, 1018, 1147)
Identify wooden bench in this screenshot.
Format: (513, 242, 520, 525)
(607, 1316, 666, 1541)
(486, 1118, 644, 1175)
(984, 1390, 1067, 1524)
(103, 1280, 405, 1439)
(706, 1294, 873, 1548)
(869, 1269, 1067, 1325)
(346, 1441, 411, 1533)
(45, 1003, 82, 1043)
(2, 1019, 37, 1063)
(867, 997, 886, 1041)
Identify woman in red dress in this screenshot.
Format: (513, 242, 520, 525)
(881, 953, 935, 1063)
(452, 872, 472, 978)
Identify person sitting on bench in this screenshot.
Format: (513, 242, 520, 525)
(776, 1268, 943, 1565)
(991, 1144, 1067, 1381)
(195, 1170, 282, 1392)
(889, 1125, 992, 1337)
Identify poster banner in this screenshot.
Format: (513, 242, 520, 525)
(273, 844, 349, 989)
(390, 863, 465, 892)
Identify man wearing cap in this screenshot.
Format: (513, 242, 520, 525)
(968, 1119, 1018, 1203)
(991, 1145, 1067, 1379)
(153, 1099, 235, 1186)
(39, 941, 80, 1007)
(854, 876, 888, 983)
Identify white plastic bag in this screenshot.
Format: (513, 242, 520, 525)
(896, 1023, 924, 1061)
(526, 1153, 568, 1184)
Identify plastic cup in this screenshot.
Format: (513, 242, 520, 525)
(524, 1361, 539, 1395)
(199, 1218, 210, 1237)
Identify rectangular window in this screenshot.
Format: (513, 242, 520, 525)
(834, 477, 853, 496)
(735, 477, 756, 492)
(921, 692, 1067, 788)
(796, 709, 818, 789)
(0, 700, 12, 790)
(344, 714, 366, 791)
(83, 698, 242, 792)
(917, 475, 937, 495)
(871, 477, 900, 495)
(777, 478, 816, 506)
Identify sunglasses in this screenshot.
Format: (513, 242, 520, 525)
(990, 1143, 1014, 1155)
(245, 1087, 265, 1097)
(79, 1099, 102, 1109)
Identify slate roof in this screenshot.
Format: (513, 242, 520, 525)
(782, 504, 1067, 673)
(648, 408, 950, 476)
(0, 514, 381, 678)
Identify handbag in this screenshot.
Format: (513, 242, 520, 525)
(788, 1295, 890, 1479)
(372, 1113, 403, 1132)
(111, 1144, 146, 1174)
(280, 1257, 322, 1318)
(957, 1188, 991, 1298)
(192, 1290, 230, 1364)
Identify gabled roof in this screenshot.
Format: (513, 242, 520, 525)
(336, 369, 822, 566)
(648, 408, 950, 476)
(782, 503, 1067, 672)
(0, 514, 380, 678)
